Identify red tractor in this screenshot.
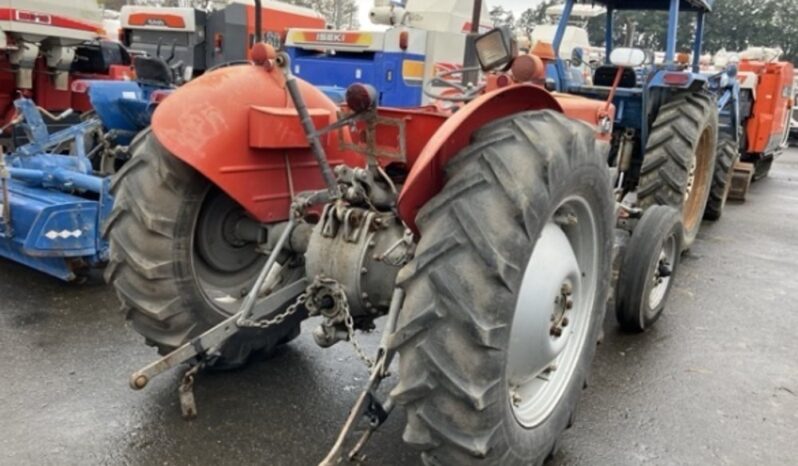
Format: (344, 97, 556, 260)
(107, 22, 689, 466)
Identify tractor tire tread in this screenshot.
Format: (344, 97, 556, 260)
(393, 110, 614, 465)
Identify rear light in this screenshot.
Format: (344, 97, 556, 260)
(399, 31, 408, 51)
(71, 80, 89, 93)
(150, 90, 171, 103)
(345, 83, 377, 113)
(663, 72, 690, 86)
(496, 74, 511, 87)
(214, 33, 223, 53)
(17, 11, 51, 25)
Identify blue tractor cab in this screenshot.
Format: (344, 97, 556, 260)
(552, 0, 717, 146)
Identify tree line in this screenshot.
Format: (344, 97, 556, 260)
(491, 0, 798, 64)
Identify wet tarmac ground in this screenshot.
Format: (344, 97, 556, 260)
(2, 150, 798, 466)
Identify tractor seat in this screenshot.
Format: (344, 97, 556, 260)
(133, 56, 173, 86)
(593, 65, 638, 88)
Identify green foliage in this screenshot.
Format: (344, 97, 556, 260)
(490, 5, 516, 30)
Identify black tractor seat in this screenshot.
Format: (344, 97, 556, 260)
(593, 65, 639, 88)
(133, 55, 175, 87)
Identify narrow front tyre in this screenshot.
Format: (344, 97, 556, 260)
(616, 205, 683, 332)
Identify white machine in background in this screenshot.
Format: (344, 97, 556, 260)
(530, 4, 605, 62)
(0, 0, 104, 90)
(120, 0, 326, 78)
(284, 0, 490, 107)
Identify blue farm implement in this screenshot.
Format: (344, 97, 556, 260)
(0, 99, 112, 281)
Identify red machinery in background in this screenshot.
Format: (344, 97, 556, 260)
(0, 1, 132, 137)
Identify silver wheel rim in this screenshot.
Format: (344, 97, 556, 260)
(507, 196, 600, 427)
(647, 236, 676, 311)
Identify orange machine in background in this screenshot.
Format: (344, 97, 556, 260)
(728, 52, 795, 199)
(739, 59, 795, 158)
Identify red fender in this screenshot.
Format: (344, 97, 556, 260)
(151, 64, 362, 223)
(397, 84, 563, 234)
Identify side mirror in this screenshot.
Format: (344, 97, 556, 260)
(610, 47, 647, 68)
(475, 27, 517, 71)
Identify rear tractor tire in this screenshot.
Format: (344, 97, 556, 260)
(703, 134, 740, 221)
(392, 110, 614, 465)
(637, 93, 718, 249)
(104, 131, 302, 368)
(616, 206, 683, 333)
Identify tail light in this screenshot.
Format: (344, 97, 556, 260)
(399, 31, 408, 51)
(345, 83, 377, 113)
(214, 33, 223, 53)
(663, 72, 690, 86)
(71, 80, 89, 93)
(150, 90, 171, 103)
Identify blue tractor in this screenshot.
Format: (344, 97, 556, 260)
(546, 0, 741, 330)
(0, 49, 183, 281)
(0, 99, 113, 281)
(550, 0, 741, 243)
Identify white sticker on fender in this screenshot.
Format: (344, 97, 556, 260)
(45, 230, 83, 240)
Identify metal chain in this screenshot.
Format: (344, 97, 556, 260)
(341, 296, 375, 370)
(237, 293, 307, 329)
(238, 275, 375, 370)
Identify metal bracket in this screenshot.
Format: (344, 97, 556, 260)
(318, 288, 404, 465)
(129, 278, 307, 390)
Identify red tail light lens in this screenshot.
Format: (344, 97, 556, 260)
(399, 31, 408, 51)
(663, 72, 690, 86)
(71, 80, 89, 93)
(150, 90, 171, 103)
(345, 83, 377, 113)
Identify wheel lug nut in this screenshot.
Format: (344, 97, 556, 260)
(565, 298, 574, 310)
(550, 326, 562, 337)
(561, 283, 572, 295)
(562, 317, 569, 327)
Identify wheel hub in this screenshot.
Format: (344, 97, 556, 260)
(192, 189, 267, 313)
(647, 236, 676, 311)
(549, 283, 574, 338)
(195, 191, 260, 273)
(506, 197, 599, 427)
(684, 156, 698, 204)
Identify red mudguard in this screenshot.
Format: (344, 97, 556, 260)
(151, 64, 362, 223)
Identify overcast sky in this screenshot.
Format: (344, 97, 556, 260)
(356, 0, 546, 30)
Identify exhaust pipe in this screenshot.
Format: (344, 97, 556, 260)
(255, 0, 262, 43)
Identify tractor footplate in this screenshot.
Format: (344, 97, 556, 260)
(728, 161, 755, 202)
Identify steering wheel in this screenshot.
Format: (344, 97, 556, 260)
(423, 66, 485, 103)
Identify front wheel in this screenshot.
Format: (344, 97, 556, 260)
(616, 206, 683, 332)
(105, 131, 302, 367)
(392, 110, 614, 465)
